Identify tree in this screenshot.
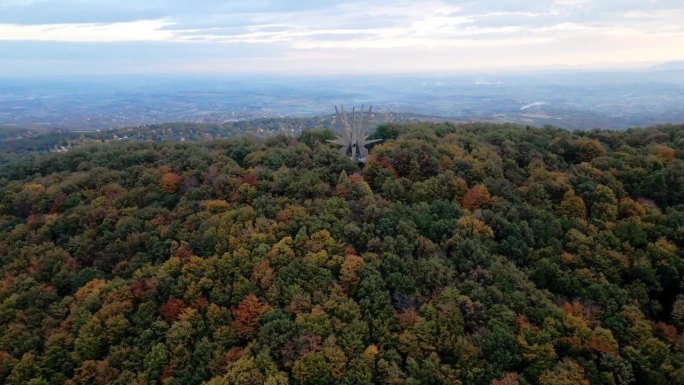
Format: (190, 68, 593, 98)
(5, 353, 36, 385)
(457, 216, 494, 238)
(232, 294, 264, 339)
(652, 145, 676, 162)
(160, 296, 185, 321)
(159, 171, 182, 193)
(74, 319, 106, 361)
(340, 254, 364, 294)
(141, 343, 168, 383)
(558, 191, 586, 219)
(292, 352, 335, 385)
(538, 359, 589, 385)
(491, 372, 519, 385)
(462, 184, 491, 211)
(591, 185, 618, 221)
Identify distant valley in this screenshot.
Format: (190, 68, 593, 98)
(2, 68, 684, 133)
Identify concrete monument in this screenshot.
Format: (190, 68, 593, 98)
(329, 105, 381, 162)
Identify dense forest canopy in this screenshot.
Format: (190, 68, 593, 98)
(0, 122, 683, 385)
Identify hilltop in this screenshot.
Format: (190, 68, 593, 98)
(0, 122, 683, 385)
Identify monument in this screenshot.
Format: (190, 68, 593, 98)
(329, 105, 381, 163)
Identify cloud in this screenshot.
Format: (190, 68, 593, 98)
(0, 0, 683, 74)
(0, 20, 177, 42)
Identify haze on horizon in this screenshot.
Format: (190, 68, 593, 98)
(1, 0, 684, 76)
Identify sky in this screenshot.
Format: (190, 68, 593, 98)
(1, 0, 683, 76)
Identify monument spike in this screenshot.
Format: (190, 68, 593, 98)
(328, 104, 382, 163)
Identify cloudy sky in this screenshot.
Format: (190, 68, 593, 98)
(1, 0, 683, 75)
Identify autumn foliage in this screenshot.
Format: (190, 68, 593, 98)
(1, 122, 684, 385)
(159, 171, 181, 193)
(159, 296, 184, 321)
(462, 183, 491, 211)
(232, 294, 264, 339)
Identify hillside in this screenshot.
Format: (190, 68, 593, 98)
(0, 122, 683, 385)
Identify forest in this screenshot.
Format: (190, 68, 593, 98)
(0, 121, 683, 385)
